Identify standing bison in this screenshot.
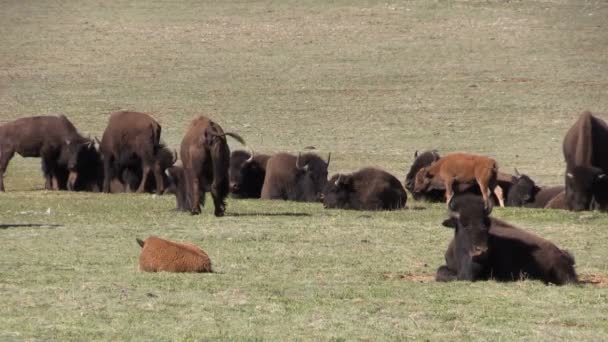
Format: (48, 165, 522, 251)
(100, 111, 165, 195)
(0, 115, 94, 191)
(229, 149, 270, 199)
(436, 194, 578, 285)
(563, 111, 608, 211)
(322, 167, 407, 210)
(261, 152, 330, 202)
(180, 115, 245, 217)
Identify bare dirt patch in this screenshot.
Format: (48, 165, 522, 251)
(383, 272, 435, 283)
(579, 274, 608, 287)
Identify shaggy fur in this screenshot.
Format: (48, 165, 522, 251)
(136, 236, 212, 273)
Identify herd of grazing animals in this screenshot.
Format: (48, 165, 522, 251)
(1, 110, 607, 284)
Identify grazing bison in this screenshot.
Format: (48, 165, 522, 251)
(180, 115, 245, 216)
(136, 236, 212, 273)
(436, 194, 578, 285)
(100, 111, 164, 195)
(413, 153, 501, 208)
(229, 149, 270, 199)
(322, 167, 407, 210)
(405, 150, 444, 202)
(563, 111, 608, 211)
(0, 115, 94, 192)
(261, 152, 331, 202)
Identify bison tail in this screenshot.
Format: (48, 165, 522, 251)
(136, 238, 145, 248)
(223, 132, 246, 146)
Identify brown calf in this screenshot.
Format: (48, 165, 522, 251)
(136, 236, 212, 273)
(413, 153, 501, 207)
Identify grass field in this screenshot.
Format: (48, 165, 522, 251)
(1, 0, 608, 340)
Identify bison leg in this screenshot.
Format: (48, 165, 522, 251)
(41, 157, 57, 190)
(444, 178, 455, 204)
(137, 163, 151, 193)
(211, 186, 226, 217)
(435, 265, 457, 282)
(184, 168, 201, 215)
(153, 162, 164, 195)
(493, 185, 505, 207)
(0, 147, 15, 192)
(102, 156, 113, 193)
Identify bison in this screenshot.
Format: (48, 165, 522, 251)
(405, 150, 444, 202)
(563, 111, 608, 211)
(165, 162, 194, 212)
(436, 194, 578, 285)
(322, 167, 407, 210)
(99, 111, 164, 195)
(180, 115, 245, 217)
(229, 149, 270, 199)
(505, 170, 565, 208)
(117, 143, 178, 193)
(413, 153, 501, 208)
(260, 152, 330, 202)
(136, 236, 212, 273)
(0, 115, 94, 192)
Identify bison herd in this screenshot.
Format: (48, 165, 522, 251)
(1, 110, 605, 285)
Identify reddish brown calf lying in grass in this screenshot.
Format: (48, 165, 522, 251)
(413, 153, 502, 207)
(136, 236, 212, 273)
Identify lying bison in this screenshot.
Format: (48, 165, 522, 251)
(100, 111, 164, 194)
(322, 167, 407, 210)
(229, 149, 270, 199)
(180, 115, 245, 216)
(136, 236, 212, 273)
(261, 152, 330, 202)
(413, 153, 501, 208)
(436, 194, 578, 285)
(505, 170, 565, 208)
(0, 115, 94, 191)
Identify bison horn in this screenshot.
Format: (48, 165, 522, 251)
(566, 172, 574, 179)
(414, 150, 419, 158)
(296, 153, 304, 170)
(599, 173, 606, 180)
(335, 174, 342, 186)
(246, 147, 254, 163)
(514, 168, 521, 177)
(172, 150, 178, 164)
(95, 137, 101, 145)
(326, 153, 331, 168)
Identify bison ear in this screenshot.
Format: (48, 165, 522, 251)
(136, 238, 145, 247)
(442, 218, 456, 229)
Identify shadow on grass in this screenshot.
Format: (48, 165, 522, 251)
(0, 223, 63, 229)
(226, 212, 311, 217)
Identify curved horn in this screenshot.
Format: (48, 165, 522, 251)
(295, 153, 309, 171)
(514, 168, 521, 177)
(172, 150, 178, 164)
(94, 137, 101, 145)
(335, 174, 342, 186)
(326, 153, 331, 168)
(566, 172, 574, 179)
(245, 147, 254, 163)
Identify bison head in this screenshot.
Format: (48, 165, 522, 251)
(295, 152, 330, 202)
(405, 150, 440, 193)
(506, 169, 541, 207)
(63, 137, 98, 190)
(442, 194, 492, 261)
(321, 174, 353, 209)
(565, 166, 608, 211)
(412, 166, 437, 194)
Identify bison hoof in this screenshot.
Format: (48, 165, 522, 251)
(190, 209, 201, 216)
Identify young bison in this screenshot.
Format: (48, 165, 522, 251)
(436, 194, 578, 285)
(136, 236, 212, 273)
(413, 153, 502, 208)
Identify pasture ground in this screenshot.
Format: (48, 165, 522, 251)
(1, 0, 608, 340)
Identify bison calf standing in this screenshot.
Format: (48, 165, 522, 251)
(136, 236, 212, 273)
(261, 152, 330, 202)
(436, 194, 578, 285)
(322, 167, 407, 210)
(180, 115, 245, 217)
(413, 153, 501, 208)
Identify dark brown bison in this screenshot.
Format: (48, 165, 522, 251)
(436, 194, 578, 285)
(563, 111, 608, 211)
(136, 236, 212, 273)
(505, 170, 565, 208)
(260, 152, 330, 202)
(0, 115, 94, 192)
(229, 149, 270, 199)
(165, 163, 193, 212)
(413, 153, 501, 208)
(322, 167, 407, 210)
(405, 150, 443, 201)
(117, 143, 177, 193)
(99, 111, 164, 195)
(180, 115, 245, 217)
